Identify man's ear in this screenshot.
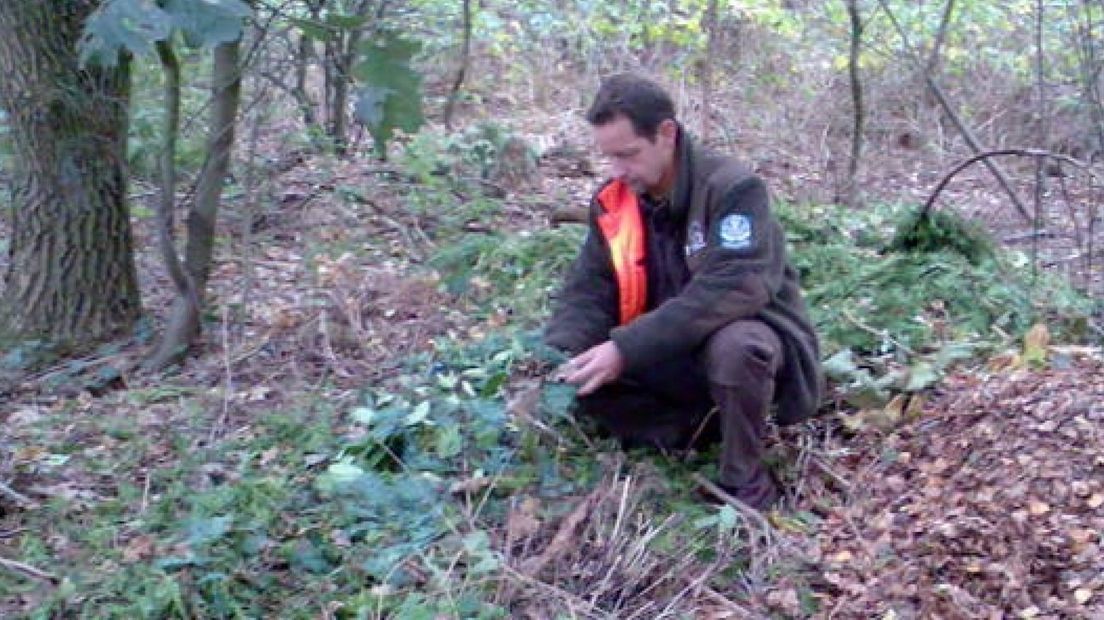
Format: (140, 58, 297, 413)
(657, 117, 675, 137)
(657, 118, 678, 145)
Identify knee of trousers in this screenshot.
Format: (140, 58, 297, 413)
(702, 320, 783, 386)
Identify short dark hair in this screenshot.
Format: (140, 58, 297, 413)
(586, 73, 676, 141)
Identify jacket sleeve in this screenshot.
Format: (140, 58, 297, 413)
(544, 203, 619, 355)
(610, 175, 785, 373)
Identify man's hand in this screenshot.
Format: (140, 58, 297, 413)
(555, 340, 625, 396)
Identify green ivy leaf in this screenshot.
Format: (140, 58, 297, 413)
(717, 505, 738, 531)
(325, 12, 372, 30)
(436, 426, 463, 459)
(539, 382, 577, 418)
(80, 0, 172, 65)
(290, 17, 333, 42)
(353, 31, 424, 156)
(186, 515, 233, 547)
(162, 0, 252, 48)
(288, 539, 330, 574)
(903, 361, 940, 392)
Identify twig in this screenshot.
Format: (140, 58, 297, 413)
(209, 304, 235, 445)
(701, 584, 755, 615)
(809, 455, 854, 496)
(691, 473, 775, 540)
(0, 480, 35, 508)
(519, 484, 608, 577)
(500, 563, 597, 612)
(0, 556, 57, 583)
(840, 307, 916, 357)
(140, 471, 151, 514)
(682, 407, 717, 460)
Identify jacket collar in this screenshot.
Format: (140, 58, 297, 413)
(668, 123, 695, 223)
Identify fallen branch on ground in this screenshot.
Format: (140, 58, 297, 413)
(0, 480, 35, 509)
(0, 556, 57, 583)
(518, 484, 608, 577)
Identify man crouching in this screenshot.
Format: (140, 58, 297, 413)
(545, 73, 824, 510)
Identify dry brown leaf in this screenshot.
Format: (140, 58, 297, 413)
(1028, 500, 1050, 516)
(449, 476, 492, 495)
(1023, 323, 1050, 366)
(905, 394, 925, 420)
(122, 535, 156, 562)
(259, 447, 278, 466)
(505, 497, 542, 542)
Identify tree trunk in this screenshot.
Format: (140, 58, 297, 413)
(147, 40, 242, 369)
(330, 0, 375, 156)
(294, 31, 320, 130)
(443, 0, 473, 131)
(0, 1, 140, 347)
(700, 0, 718, 144)
(844, 0, 864, 207)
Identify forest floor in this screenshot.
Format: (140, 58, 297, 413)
(1, 108, 1103, 618)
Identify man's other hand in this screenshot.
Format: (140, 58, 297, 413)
(556, 341, 625, 396)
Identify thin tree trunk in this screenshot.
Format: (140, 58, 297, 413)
(443, 0, 473, 131)
(0, 0, 140, 347)
(154, 41, 198, 313)
(1072, 0, 1104, 157)
(878, 0, 1032, 222)
(926, 0, 955, 75)
(323, 38, 336, 142)
(331, 0, 376, 156)
(148, 40, 242, 368)
(331, 35, 350, 155)
(294, 30, 320, 133)
(845, 0, 864, 207)
(700, 0, 718, 144)
(1032, 0, 1048, 281)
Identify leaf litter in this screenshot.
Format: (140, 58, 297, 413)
(1, 115, 1102, 617)
(804, 349, 1104, 618)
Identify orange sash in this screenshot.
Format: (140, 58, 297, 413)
(595, 181, 647, 325)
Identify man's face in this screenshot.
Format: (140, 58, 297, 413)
(592, 115, 677, 196)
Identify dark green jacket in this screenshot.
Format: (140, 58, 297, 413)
(545, 128, 824, 424)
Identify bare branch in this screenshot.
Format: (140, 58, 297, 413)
(921, 148, 1097, 219)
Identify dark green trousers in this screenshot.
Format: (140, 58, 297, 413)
(575, 320, 782, 506)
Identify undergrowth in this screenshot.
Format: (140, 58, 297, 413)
(7, 138, 1099, 617)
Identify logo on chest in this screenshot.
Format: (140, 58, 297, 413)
(684, 221, 706, 256)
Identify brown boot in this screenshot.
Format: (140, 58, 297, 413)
(722, 467, 780, 510)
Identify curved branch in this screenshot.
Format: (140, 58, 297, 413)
(877, 0, 1031, 222)
(154, 40, 199, 314)
(920, 148, 1096, 219)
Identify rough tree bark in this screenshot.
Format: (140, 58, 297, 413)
(845, 0, 864, 207)
(147, 40, 242, 369)
(442, 0, 472, 131)
(0, 1, 140, 347)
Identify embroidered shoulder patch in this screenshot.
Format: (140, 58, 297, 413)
(718, 213, 753, 250)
